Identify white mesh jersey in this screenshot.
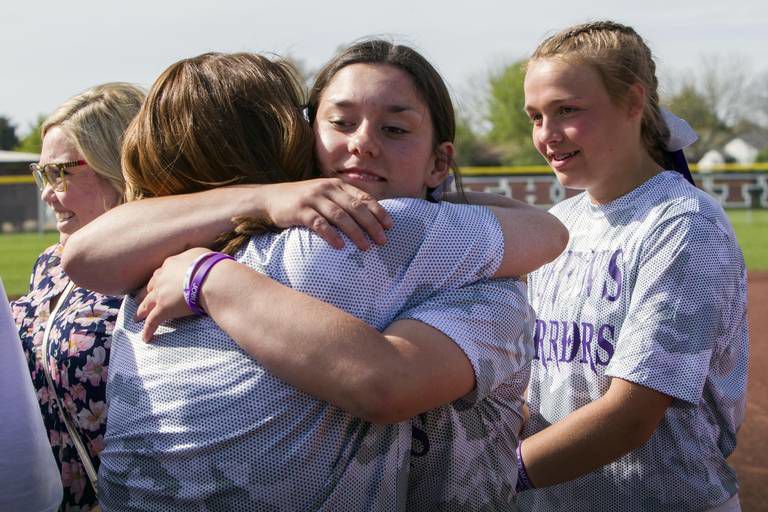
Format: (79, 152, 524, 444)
(517, 172, 748, 512)
(99, 198, 533, 512)
(404, 279, 534, 511)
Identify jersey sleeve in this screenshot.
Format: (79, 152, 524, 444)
(605, 213, 746, 404)
(282, 198, 506, 330)
(394, 278, 535, 404)
(377, 198, 505, 283)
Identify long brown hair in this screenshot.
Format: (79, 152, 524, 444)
(122, 52, 317, 253)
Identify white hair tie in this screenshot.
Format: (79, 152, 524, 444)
(661, 108, 698, 151)
(660, 108, 698, 185)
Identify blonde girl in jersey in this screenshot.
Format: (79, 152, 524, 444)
(516, 21, 748, 512)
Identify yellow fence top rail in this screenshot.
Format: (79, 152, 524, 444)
(1, 163, 767, 183)
(0, 175, 34, 184)
(461, 163, 768, 176)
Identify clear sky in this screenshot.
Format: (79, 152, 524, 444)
(3, 0, 766, 133)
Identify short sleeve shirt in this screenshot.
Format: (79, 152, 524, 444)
(401, 279, 534, 511)
(518, 172, 749, 512)
(100, 198, 529, 512)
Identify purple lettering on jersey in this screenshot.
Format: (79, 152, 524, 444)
(533, 319, 615, 375)
(550, 251, 575, 306)
(595, 324, 615, 366)
(601, 249, 623, 302)
(580, 322, 594, 367)
(533, 319, 547, 366)
(559, 321, 581, 363)
(580, 252, 599, 298)
(547, 320, 560, 369)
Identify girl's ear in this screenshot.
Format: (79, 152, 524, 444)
(425, 142, 454, 188)
(626, 83, 646, 120)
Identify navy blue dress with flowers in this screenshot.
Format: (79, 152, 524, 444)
(11, 244, 121, 511)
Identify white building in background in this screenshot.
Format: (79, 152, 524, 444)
(698, 149, 726, 172)
(723, 132, 768, 164)
(697, 132, 768, 168)
(0, 150, 39, 163)
(724, 138, 759, 164)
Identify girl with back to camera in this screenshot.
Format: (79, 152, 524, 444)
(85, 46, 566, 510)
(515, 21, 748, 512)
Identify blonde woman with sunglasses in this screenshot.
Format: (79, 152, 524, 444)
(11, 82, 144, 511)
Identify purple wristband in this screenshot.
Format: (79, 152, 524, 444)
(516, 441, 535, 493)
(183, 252, 234, 316)
(183, 253, 217, 300)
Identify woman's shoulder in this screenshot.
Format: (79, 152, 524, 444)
(70, 285, 123, 311)
(548, 192, 588, 217)
(629, 175, 744, 277)
(244, 197, 498, 257)
(645, 172, 735, 238)
(34, 243, 63, 268)
(379, 197, 498, 233)
(23, 243, 65, 294)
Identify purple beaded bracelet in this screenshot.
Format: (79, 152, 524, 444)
(183, 252, 234, 316)
(516, 441, 535, 493)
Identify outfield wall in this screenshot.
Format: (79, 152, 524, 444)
(461, 164, 768, 209)
(1, 165, 766, 232)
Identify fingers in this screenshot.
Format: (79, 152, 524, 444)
(134, 287, 153, 322)
(276, 179, 393, 250)
(315, 183, 393, 249)
(142, 308, 161, 343)
(314, 205, 371, 250)
(342, 187, 393, 230)
(341, 198, 389, 245)
(306, 214, 346, 250)
(336, 186, 393, 243)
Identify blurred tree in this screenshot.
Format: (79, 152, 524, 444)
(698, 55, 751, 127)
(454, 115, 483, 165)
(14, 115, 46, 154)
(663, 54, 768, 162)
(486, 61, 527, 143)
(485, 61, 543, 165)
(0, 116, 19, 150)
(454, 115, 501, 166)
(664, 83, 730, 161)
(747, 70, 768, 129)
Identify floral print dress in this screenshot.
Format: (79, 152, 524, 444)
(11, 244, 121, 512)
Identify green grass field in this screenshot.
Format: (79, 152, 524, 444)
(727, 209, 768, 272)
(1, 210, 766, 299)
(1, 232, 58, 298)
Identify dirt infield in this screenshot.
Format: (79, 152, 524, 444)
(730, 272, 768, 512)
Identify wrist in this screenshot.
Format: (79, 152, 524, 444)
(183, 252, 235, 315)
(196, 257, 238, 316)
(516, 441, 536, 493)
(235, 184, 271, 225)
